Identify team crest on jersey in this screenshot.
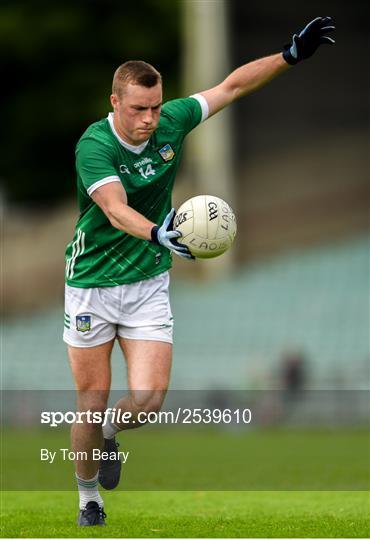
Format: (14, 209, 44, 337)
(158, 144, 175, 162)
(76, 315, 91, 333)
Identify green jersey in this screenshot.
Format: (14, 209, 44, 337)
(65, 95, 207, 287)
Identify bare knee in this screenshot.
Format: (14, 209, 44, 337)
(130, 390, 166, 415)
(75, 389, 109, 429)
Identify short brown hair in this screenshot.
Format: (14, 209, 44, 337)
(112, 61, 162, 99)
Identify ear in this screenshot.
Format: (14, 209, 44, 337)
(110, 94, 119, 110)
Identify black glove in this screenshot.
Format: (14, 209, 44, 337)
(283, 16, 335, 65)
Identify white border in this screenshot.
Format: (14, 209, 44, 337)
(87, 175, 121, 196)
(190, 93, 209, 122)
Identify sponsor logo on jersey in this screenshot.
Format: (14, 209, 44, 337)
(155, 252, 162, 265)
(134, 157, 153, 169)
(158, 144, 175, 162)
(119, 164, 130, 174)
(76, 315, 91, 333)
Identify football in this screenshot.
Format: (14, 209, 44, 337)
(173, 195, 237, 258)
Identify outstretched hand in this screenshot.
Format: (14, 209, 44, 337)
(283, 16, 335, 65)
(151, 209, 195, 260)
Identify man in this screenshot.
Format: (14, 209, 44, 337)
(63, 16, 335, 526)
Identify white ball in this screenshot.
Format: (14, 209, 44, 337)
(173, 195, 237, 259)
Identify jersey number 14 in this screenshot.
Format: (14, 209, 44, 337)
(139, 164, 156, 179)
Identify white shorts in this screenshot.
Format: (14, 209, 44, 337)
(63, 271, 173, 348)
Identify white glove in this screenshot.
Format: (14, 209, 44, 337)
(151, 209, 195, 260)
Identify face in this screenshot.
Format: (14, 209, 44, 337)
(110, 82, 162, 145)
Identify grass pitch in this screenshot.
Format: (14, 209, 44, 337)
(3, 427, 369, 491)
(1, 427, 369, 537)
(1, 490, 370, 538)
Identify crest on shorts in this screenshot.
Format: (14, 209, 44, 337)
(158, 144, 175, 162)
(76, 315, 91, 333)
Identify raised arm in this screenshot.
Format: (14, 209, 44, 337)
(201, 53, 288, 117)
(199, 16, 335, 117)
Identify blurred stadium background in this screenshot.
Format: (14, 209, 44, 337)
(1, 0, 369, 398)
